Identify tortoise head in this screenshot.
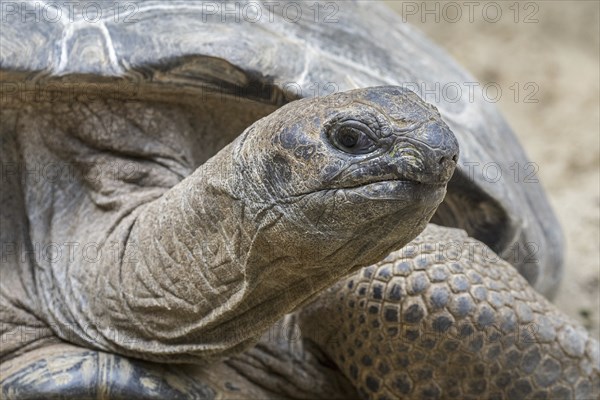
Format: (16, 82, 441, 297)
(233, 86, 459, 268)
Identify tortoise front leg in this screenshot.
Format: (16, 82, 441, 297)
(299, 224, 599, 399)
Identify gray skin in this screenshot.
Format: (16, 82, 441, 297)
(1, 1, 598, 399)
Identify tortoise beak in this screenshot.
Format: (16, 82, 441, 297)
(395, 121, 459, 185)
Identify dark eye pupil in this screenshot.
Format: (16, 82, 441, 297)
(339, 129, 359, 148)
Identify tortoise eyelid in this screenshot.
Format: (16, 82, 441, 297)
(336, 120, 379, 142)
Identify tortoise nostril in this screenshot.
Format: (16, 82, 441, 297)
(423, 122, 459, 167)
(438, 154, 458, 165)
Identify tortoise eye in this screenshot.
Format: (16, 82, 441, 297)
(330, 122, 377, 154)
(338, 126, 360, 147)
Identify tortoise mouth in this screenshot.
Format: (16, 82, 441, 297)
(283, 179, 446, 204)
(342, 179, 446, 202)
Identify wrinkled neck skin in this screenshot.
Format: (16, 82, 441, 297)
(154, 120, 434, 357)
(86, 124, 435, 363)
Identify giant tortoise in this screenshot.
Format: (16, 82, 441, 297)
(0, 1, 598, 399)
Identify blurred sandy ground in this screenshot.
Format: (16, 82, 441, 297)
(381, 0, 599, 337)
